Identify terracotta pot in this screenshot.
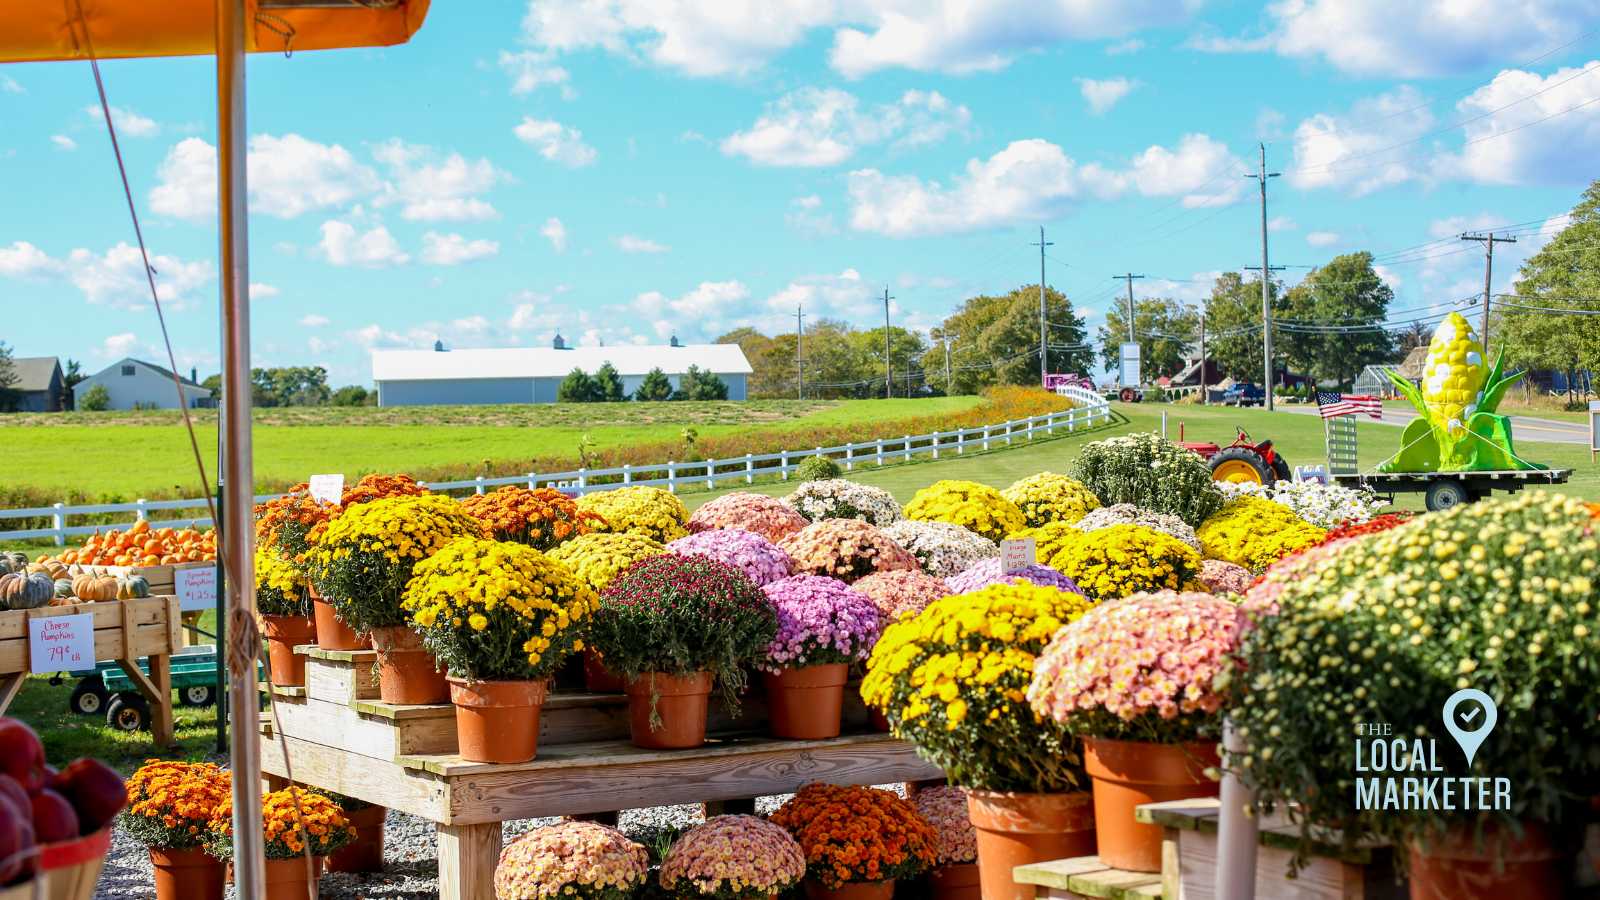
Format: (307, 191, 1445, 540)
(312, 596, 368, 651)
(262, 855, 323, 900)
(763, 663, 848, 740)
(1082, 737, 1220, 872)
(803, 879, 894, 900)
(260, 614, 317, 688)
(929, 861, 981, 899)
(149, 847, 224, 900)
(326, 804, 386, 874)
(1408, 821, 1565, 900)
(966, 790, 1096, 900)
(368, 626, 448, 705)
(449, 677, 549, 763)
(869, 709, 892, 733)
(624, 671, 713, 749)
(583, 649, 626, 693)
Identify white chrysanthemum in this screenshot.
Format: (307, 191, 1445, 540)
(880, 519, 999, 578)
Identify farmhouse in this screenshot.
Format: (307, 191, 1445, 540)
(6, 357, 64, 412)
(73, 358, 213, 410)
(370, 336, 753, 406)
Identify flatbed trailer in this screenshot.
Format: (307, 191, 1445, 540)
(1331, 468, 1573, 511)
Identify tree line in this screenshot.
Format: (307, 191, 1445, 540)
(555, 363, 729, 402)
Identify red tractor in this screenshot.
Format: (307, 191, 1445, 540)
(1179, 427, 1291, 486)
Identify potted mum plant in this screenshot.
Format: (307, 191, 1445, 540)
(760, 575, 883, 740)
(861, 581, 1096, 900)
(668, 529, 794, 587)
(306, 494, 487, 705)
(119, 761, 231, 900)
(1028, 590, 1242, 872)
(548, 531, 668, 691)
(205, 787, 353, 900)
(1000, 472, 1100, 528)
(659, 815, 807, 900)
(879, 520, 998, 579)
(1230, 493, 1600, 899)
(914, 786, 980, 900)
(459, 485, 606, 550)
(1032, 523, 1202, 601)
(783, 479, 903, 525)
(1196, 496, 1326, 573)
(494, 821, 648, 900)
(770, 783, 938, 900)
(686, 491, 809, 542)
(590, 554, 778, 749)
(402, 536, 598, 763)
(777, 519, 919, 583)
(254, 486, 349, 649)
(576, 485, 689, 543)
(1068, 432, 1225, 526)
(255, 548, 315, 688)
(903, 480, 1025, 542)
(852, 569, 951, 622)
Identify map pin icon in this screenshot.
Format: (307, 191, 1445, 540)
(1442, 688, 1497, 767)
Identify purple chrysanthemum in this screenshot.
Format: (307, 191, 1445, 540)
(945, 558, 1085, 596)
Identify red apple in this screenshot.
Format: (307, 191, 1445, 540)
(28, 790, 78, 845)
(0, 777, 26, 823)
(0, 720, 45, 795)
(0, 794, 34, 884)
(47, 759, 126, 834)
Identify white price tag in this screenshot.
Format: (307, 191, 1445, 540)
(1000, 537, 1036, 574)
(29, 614, 94, 673)
(175, 565, 218, 613)
(308, 473, 345, 505)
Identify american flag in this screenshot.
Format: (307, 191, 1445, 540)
(1316, 391, 1383, 419)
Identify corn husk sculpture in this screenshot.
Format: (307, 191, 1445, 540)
(1379, 312, 1541, 472)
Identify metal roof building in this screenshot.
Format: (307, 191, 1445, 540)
(370, 337, 753, 406)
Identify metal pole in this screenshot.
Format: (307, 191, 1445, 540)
(1483, 234, 1493, 351)
(1199, 309, 1208, 405)
(883, 288, 893, 400)
(1251, 143, 1280, 412)
(795, 305, 804, 401)
(1032, 227, 1053, 387)
(944, 335, 952, 394)
(1215, 718, 1259, 899)
(1125, 276, 1136, 343)
(216, 1, 264, 894)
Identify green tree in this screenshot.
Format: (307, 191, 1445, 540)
(593, 361, 626, 402)
(634, 367, 674, 401)
(676, 365, 729, 401)
(0, 342, 16, 411)
(80, 383, 111, 411)
(61, 359, 86, 410)
(1203, 272, 1286, 384)
(849, 326, 929, 397)
(749, 332, 801, 398)
(249, 366, 331, 407)
(920, 286, 1090, 394)
(1279, 251, 1394, 387)
(557, 368, 600, 403)
(330, 385, 370, 406)
(1496, 179, 1600, 404)
(1097, 298, 1199, 378)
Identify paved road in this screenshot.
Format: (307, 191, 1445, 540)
(1274, 404, 1590, 445)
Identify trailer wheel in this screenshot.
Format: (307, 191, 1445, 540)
(1210, 448, 1272, 484)
(69, 677, 109, 717)
(179, 685, 216, 707)
(1425, 480, 1472, 512)
(105, 693, 151, 733)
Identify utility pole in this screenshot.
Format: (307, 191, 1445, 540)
(1031, 227, 1053, 387)
(882, 287, 894, 399)
(795, 305, 805, 401)
(1198, 305, 1208, 406)
(1460, 231, 1516, 352)
(1245, 143, 1281, 410)
(1113, 273, 1145, 342)
(943, 332, 958, 395)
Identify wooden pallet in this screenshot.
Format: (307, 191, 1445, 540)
(1014, 857, 1164, 899)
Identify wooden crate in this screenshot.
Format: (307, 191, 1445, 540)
(72, 560, 211, 596)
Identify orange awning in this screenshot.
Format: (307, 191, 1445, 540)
(0, 0, 430, 63)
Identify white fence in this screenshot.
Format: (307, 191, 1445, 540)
(2, 398, 1112, 545)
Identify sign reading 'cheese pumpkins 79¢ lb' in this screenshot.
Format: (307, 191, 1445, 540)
(29, 614, 93, 673)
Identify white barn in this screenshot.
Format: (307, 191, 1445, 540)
(73, 358, 212, 410)
(370, 338, 753, 406)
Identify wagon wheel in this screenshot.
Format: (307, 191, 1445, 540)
(1210, 448, 1271, 484)
(105, 693, 151, 733)
(69, 677, 110, 717)
(179, 685, 216, 707)
(1424, 480, 1472, 512)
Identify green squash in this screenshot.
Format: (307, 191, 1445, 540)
(0, 572, 54, 610)
(116, 575, 151, 600)
(54, 578, 74, 600)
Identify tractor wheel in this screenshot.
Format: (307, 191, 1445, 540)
(1210, 448, 1272, 485)
(105, 693, 151, 733)
(69, 677, 110, 717)
(178, 685, 216, 707)
(1270, 455, 1292, 484)
(1425, 480, 1473, 512)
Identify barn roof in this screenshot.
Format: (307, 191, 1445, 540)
(371, 344, 754, 382)
(10, 357, 61, 393)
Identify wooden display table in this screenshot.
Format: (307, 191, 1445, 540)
(0, 596, 183, 745)
(260, 645, 942, 900)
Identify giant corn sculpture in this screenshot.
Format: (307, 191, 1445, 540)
(1379, 312, 1541, 472)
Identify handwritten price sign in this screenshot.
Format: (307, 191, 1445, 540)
(175, 565, 218, 613)
(28, 614, 94, 673)
(1000, 537, 1036, 574)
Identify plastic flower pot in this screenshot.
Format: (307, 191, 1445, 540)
(966, 790, 1096, 900)
(624, 671, 712, 749)
(448, 677, 549, 764)
(325, 805, 386, 874)
(367, 626, 448, 705)
(763, 663, 848, 740)
(929, 861, 981, 900)
(1407, 821, 1565, 900)
(260, 614, 317, 687)
(582, 649, 626, 693)
(261, 855, 324, 900)
(802, 879, 894, 900)
(312, 594, 368, 651)
(1082, 737, 1220, 872)
(149, 847, 225, 900)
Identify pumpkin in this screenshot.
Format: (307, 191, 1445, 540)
(116, 575, 150, 600)
(1, 551, 26, 572)
(27, 560, 69, 581)
(53, 578, 74, 600)
(0, 573, 55, 610)
(70, 574, 119, 603)
(0, 560, 15, 577)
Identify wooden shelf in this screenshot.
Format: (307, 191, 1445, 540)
(1013, 857, 1163, 899)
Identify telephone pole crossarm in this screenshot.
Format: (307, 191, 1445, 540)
(1460, 231, 1517, 351)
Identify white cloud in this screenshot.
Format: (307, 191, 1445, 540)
(513, 117, 597, 167)
(615, 235, 669, 254)
(0, 241, 210, 309)
(318, 221, 410, 268)
(1306, 230, 1340, 247)
(786, 195, 837, 236)
(721, 87, 971, 167)
(1, 76, 21, 94)
(452, 315, 491, 334)
(1427, 213, 1506, 239)
(300, 314, 331, 327)
(762, 269, 875, 319)
(540, 217, 569, 252)
(372, 140, 505, 221)
(50, 135, 77, 151)
(794, 194, 823, 209)
(1106, 38, 1145, 55)
(1268, 216, 1296, 231)
(101, 333, 139, 358)
(1288, 87, 1435, 195)
(150, 134, 380, 221)
(498, 49, 573, 96)
(1193, 0, 1595, 78)
(0, 241, 58, 278)
(521, 0, 1203, 79)
(1374, 265, 1403, 289)
(250, 282, 280, 299)
(1435, 60, 1600, 186)
(421, 232, 500, 265)
(1076, 77, 1138, 114)
(86, 105, 158, 137)
(635, 280, 751, 319)
(1084, 132, 1246, 206)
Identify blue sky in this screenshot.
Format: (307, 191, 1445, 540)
(2, 1, 1598, 385)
